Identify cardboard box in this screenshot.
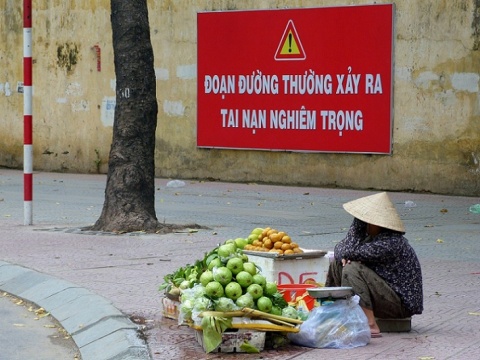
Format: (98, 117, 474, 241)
(162, 296, 180, 320)
(244, 249, 330, 286)
(194, 329, 266, 353)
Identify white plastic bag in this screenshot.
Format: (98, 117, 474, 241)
(288, 295, 371, 349)
(166, 180, 186, 188)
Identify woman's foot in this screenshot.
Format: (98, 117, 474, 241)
(361, 307, 382, 337)
(369, 324, 382, 337)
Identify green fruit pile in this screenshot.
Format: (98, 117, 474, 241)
(159, 232, 290, 322)
(202, 246, 285, 315)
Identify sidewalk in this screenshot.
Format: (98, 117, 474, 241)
(0, 292, 80, 359)
(1, 169, 479, 359)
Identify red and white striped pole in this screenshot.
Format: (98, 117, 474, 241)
(23, 0, 33, 225)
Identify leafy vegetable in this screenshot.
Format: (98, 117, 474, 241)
(201, 315, 232, 353)
(271, 291, 288, 308)
(239, 340, 260, 353)
(159, 252, 213, 291)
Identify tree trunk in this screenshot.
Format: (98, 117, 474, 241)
(92, 0, 158, 232)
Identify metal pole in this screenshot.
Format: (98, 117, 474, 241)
(23, 0, 33, 225)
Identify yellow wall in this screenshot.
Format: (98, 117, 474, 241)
(1, 0, 479, 195)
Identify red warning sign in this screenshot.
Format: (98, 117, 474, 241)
(274, 20, 306, 61)
(197, 5, 395, 154)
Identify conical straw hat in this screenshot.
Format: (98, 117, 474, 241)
(343, 192, 405, 233)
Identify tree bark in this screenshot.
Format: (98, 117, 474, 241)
(92, 0, 158, 232)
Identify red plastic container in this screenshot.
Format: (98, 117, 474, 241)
(277, 284, 317, 310)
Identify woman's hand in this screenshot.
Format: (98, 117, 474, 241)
(342, 258, 360, 266)
(342, 258, 350, 267)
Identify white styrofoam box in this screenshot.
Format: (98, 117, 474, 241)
(245, 249, 330, 286)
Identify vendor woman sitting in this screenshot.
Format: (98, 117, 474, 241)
(326, 192, 423, 338)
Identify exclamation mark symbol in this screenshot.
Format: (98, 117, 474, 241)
(288, 32, 292, 52)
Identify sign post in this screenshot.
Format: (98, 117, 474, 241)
(24, 0, 33, 225)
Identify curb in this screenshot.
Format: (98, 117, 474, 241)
(0, 261, 151, 360)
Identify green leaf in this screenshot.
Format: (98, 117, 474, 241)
(172, 276, 186, 287)
(158, 283, 168, 291)
(158, 273, 175, 291)
(271, 292, 288, 308)
(205, 252, 219, 267)
(240, 340, 260, 353)
(158, 282, 170, 291)
(201, 315, 232, 353)
(195, 259, 206, 272)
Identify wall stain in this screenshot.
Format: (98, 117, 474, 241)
(57, 42, 80, 73)
(473, 0, 480, 50)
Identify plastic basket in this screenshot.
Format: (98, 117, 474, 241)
(277, 284, 316, 310)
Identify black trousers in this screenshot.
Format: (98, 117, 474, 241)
(326, 261, 410, 319)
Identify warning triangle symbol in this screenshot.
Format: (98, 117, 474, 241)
(274, 20, 306, 61)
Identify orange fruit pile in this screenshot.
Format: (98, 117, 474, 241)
(243, 227, 303, 255)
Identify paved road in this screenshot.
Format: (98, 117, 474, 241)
(1, 169, 480, 359)
(0, 292, 79, 359)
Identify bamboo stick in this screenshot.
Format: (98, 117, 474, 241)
(241, 307, 304, 325)
(190, 323, 300, 333)
(232, 323, 300, 333)
(197, 310, 245, 318)
(197, 307, 303, 326)
(257, 317, 296, 328)
(197, 311, 295, 327)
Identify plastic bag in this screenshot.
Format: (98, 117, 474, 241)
(178, 284, 209, 325)
(166, 180, 186, 188)
(288, 295, 370, 349)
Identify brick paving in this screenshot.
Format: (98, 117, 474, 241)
(1, 169, 479, 359)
